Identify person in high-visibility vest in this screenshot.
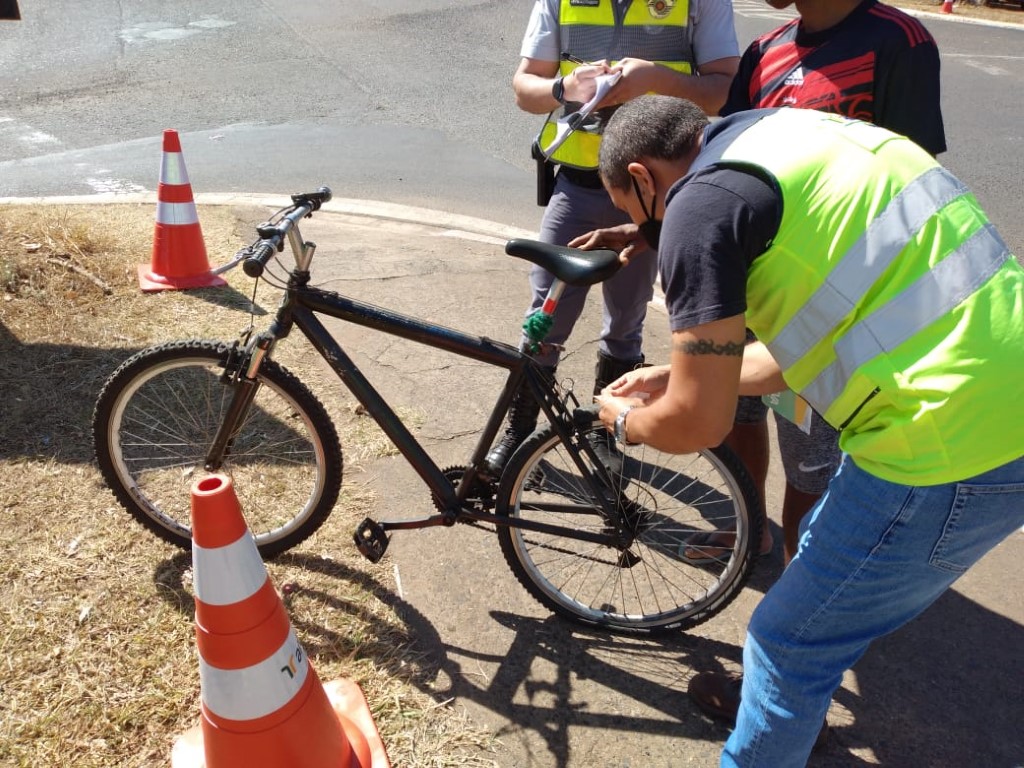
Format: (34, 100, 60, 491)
(587, 95, 1024, 767)
(680, 0, 948, 733)
(696, 0, 947, 568)
(484, 0, 739, 477)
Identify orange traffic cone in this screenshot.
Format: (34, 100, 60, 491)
(171, 474, 390, 768)
(138, 129, 226, 292)
(940, 0, 953, 12)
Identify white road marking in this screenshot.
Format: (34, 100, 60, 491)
(190, 18, 235, 30)
(20, 130, 61, 145)
(119, 16, 236, 44)
(963, 60, 1010, 76)
(730, 0, 796, 21)
(85, 176, 147, 195)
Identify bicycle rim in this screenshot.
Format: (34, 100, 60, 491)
(97, 343, 338, 555)
(497, 425, 759, 633)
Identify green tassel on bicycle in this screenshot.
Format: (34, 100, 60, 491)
(523, 310, 554, 354)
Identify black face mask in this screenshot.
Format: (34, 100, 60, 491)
(631, 175, 661, 251)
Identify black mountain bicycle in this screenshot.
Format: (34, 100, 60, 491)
(92, 187, 762, 634)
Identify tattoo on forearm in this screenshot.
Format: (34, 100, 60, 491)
(673, 338, 745, 357)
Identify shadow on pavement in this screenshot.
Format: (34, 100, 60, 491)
(386, 549, 1021, 766)
(396, 607, 745, 768)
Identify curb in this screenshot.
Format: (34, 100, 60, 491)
(900, 6, 1024, 29)
(0, 191, 667, 311)
(0, 192, 536, 243)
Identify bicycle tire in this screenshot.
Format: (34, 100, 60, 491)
(495, 420, 762, 634)
(92, 339, 342, 558)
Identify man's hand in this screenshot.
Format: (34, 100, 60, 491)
(599, 58, 658, 107)
(564, 61, 612, 104)
(569, 223, 646, 265)
(602, 364, 670, 401)
(593, 365, 669, 436)
(593, 394, 647, 435)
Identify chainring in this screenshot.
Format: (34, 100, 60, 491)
(431, 465, 496, 513)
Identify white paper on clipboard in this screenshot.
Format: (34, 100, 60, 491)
(540, 71, 623, 160)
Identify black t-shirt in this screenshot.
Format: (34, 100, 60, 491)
(721, 0, 946, 156)
(660, 121, 782, 332)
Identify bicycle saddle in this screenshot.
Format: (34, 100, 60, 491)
(505, 239, 622, 287)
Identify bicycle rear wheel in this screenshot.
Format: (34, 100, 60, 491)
(495, 420, 761, 633)
(93, 339, 342, 558)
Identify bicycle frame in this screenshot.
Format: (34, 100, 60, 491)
(92, 190, 763, 632)
(207, 272, 625, 547)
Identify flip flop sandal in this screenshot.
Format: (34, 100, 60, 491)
(678, 531, 735, 565)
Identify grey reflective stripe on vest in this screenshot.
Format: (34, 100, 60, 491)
(559, 1, 694, 66)
(801, 222, 1011, 415)
(686, 111, 778, 178)
(771, 166, 970, 371)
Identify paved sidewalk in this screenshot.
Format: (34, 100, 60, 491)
(8, 193, 1022, 766)
(286, 201, 1024, 768)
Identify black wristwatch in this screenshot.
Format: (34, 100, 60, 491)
(551, 75, 567, 106)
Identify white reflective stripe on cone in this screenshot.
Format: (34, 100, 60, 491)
(193, 533, 267, 606)
(199, 626, 310, 721)
(161, 152, 191, 186)
(156, 201, 200, 226)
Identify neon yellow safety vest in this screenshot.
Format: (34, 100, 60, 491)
(539, 0, 694, 170)
(691, 108, 1024, 484)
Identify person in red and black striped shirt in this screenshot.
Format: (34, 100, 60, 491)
(725, 0, 945, 154)
(687, 0, 947, 742)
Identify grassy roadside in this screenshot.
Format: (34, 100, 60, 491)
(0, 203, 497, 767)
(888, 0, 1023, 23)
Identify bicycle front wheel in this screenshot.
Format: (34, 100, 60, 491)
(93, 339, 342, 558)
(495, 422, 761, 633)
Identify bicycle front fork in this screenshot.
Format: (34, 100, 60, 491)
(203, 336, 274, 471)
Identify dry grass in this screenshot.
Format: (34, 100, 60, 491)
(890, 0, 1024, 22)
(0, 204, 497, 767)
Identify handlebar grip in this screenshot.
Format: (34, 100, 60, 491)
(291, 186, 332, 211)
(242, 242, 277, 277)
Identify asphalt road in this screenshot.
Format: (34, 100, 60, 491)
(1, 1, 1022, 251)
(2, 3, 1022, 765)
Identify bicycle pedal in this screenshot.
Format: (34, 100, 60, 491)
(354, 517, 390, 563)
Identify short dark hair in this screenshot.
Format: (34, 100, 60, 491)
(599, 95, 709, 190)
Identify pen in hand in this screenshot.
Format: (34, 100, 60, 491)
(561, 52, 590, 66)
(561, 52, 616, 72)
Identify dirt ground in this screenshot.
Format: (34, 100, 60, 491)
(891, 0, 1024, 23)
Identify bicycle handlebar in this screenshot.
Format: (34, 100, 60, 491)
(242, 186, 332, 277)
(291, 186, 332, 211)
(242, 242, 278, 277)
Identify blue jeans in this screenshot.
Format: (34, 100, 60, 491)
(723, 453, 1024, 767)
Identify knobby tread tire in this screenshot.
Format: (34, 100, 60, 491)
(495, 424, 762, 634)
(92, 339, 342, 558)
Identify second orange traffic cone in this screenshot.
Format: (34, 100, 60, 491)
(940, 0, 953, 12)
(171, 474, 389, 768)
(138, 129, 226, 292)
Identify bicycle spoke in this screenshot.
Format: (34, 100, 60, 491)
(95, 342, 341, 557)
(498, 422, 759, 632)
